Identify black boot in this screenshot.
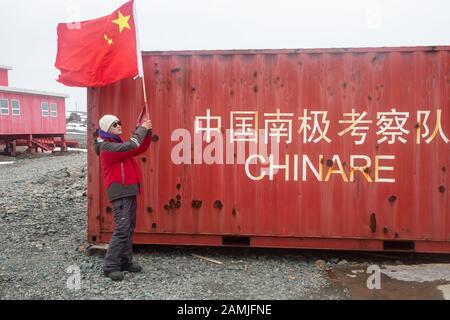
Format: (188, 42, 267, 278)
(123, 263, 142, 273)
(104, 270, 125, 281)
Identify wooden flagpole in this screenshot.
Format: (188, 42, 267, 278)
(136, 75, 149, 126)
(142, 73, 150, 119)
(133, 0, 149, 127)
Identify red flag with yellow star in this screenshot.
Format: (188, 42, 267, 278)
(55, 0, 143, 87)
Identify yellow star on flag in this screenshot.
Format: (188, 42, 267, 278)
(103, 34, 114, 46)
(112, 11, 131, 32)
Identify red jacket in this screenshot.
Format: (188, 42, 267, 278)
(95, 127, 152, 202)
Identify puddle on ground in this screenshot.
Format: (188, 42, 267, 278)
(328, 263, 450, 300)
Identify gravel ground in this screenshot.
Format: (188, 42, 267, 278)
(1, 152, 448, 300)
(0, 152, 346, 300)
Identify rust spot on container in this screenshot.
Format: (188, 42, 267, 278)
(375, 144, 380, 150)
(230, 90, 235, 96)
(191, 87, 196, 93)
(192, 200, 203, 209)
(214, 200, 224, 210)
(415, 122, 420, 129)
(395, 232, 399, 238)
(368, 95, 373, 101)
(370, 213, 377, 233)
(221, 126, 226, 134)
(442, 166, 446, 172)
(253, 71, 258, 78)
(141, 157, 147, 163)
(154, 70, 160, 75)
(253, 85, 259, 93)
(342, 82, 347, 89)
(152, 223, 157, 229)
(147, 207, 153, 214)
(176, 201, 182, 209)
(164, 204, 170, 211)
(439, 186, 446, 193)
(383, 227, 389, 234)
(364, 167, 371, 174)
(169, 199, 177, 209)
(171, 68, 181, 74)
(106, 207, 113, 213)
(176, 194, 181, 201)
(176, 184, 182, 190)
(232, 208, 237, 216)
(326, 159, 334, 167)
(388, 195, 397, 203)
(151, 135, 159, 142)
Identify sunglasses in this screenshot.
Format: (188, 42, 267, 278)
(112, 121, 122, 128)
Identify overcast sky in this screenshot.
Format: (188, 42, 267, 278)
(0, 0, 449, 112)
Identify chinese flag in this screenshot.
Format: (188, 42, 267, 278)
(55, 0, 143, 87)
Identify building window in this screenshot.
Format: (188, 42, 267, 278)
(50, 103, 57, 117)
(11, 99, 20, 116)
(0, 99, 9, 115)
(41, 102, 49, 117)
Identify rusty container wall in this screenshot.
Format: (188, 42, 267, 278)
(87, 46, 450, 253)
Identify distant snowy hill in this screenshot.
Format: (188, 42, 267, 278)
(66, 111, 87, 133)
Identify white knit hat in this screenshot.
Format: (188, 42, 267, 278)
(99, 115, 120, 132)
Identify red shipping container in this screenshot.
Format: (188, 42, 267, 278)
(87, 46, 450, 253)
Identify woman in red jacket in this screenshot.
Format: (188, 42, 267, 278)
(95, 115, 153, 281)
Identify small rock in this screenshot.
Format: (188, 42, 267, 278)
(315, 259, 326, 270)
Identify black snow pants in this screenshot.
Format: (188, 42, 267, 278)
(103, 196, 137, 273)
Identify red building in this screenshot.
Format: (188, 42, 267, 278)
(0, 65, 76, 156)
